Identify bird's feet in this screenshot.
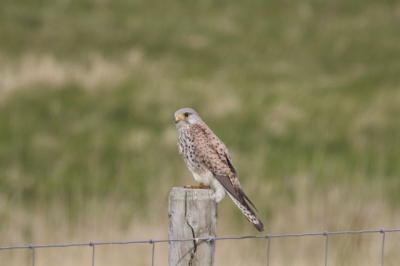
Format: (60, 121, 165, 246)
(184, 183, 211, 189)
(211, 188, 225, 203)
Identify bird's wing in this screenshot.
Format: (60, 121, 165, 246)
(191, 123, 237, 180)
(192, 123, 259, 211)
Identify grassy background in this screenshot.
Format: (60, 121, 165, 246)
(1, 0, 400, 265)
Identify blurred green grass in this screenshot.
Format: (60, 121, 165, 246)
(1, 0, 400, 264)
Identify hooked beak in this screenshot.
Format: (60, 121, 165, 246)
(174, 114, 183, 124)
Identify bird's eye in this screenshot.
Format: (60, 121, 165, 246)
(183, 112, 189, 117)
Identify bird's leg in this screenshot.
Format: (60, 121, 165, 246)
(211, 179, 225, 203)
(184, 183, 211, 189)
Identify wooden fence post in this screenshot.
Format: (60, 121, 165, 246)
(168, 187, 217, 266)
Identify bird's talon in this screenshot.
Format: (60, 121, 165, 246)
(183, 183, 210, 189)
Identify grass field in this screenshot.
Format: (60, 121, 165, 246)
(1, 0, 400, 265)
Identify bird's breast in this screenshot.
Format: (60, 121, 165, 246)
(178, 127, 204, 172)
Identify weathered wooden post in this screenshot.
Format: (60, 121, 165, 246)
(168, 187, 217, 266)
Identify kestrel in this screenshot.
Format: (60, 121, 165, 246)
(174, 108, 264, 232)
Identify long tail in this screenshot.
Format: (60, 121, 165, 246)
(227, 192, 264, 232)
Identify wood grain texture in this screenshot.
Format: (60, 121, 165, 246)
(168, 188, 217, 266)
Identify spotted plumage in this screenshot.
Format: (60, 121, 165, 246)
(174, 108, 264, 232)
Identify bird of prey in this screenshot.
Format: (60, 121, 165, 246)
(174, 108, 264, 232)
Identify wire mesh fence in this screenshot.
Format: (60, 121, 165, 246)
(1, 228, 399, 266)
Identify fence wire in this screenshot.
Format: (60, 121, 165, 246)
(1, 228, 399, 266)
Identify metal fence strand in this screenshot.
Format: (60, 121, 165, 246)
(381, 229, 385, 266)
(1, 228, 399, 265)
(266, 235, 271, 266)
(90, 242, 95, 266)
(1, 228, 400, 250)
(149, 239, 155, 266)
(30, 245, 35, 266)
(324, 232, 328, 266)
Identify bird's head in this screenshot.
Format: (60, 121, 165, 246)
(174, 108, 202, 127)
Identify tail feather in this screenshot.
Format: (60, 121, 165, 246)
(227, 192, 265, 232)
(213, 174, 264, 232)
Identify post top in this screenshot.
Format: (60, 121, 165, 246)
(169, 187, 214, 201)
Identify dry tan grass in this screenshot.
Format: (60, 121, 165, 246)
(1, 177, 399, 265)
(0, 49, 143, 97)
